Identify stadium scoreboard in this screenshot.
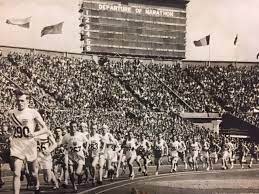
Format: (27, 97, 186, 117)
(79, 0, 188, 58)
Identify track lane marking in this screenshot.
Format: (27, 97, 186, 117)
(79, 167, 258, 194)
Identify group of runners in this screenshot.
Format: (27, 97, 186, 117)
(0, 90, 258, 194)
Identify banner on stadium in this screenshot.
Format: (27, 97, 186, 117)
(41, 22, 64, 37)
(193, 35, 210, 47)
(6, 17, 31, 28)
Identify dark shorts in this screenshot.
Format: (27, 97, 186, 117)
(250, 153, 257, 159)
(0, 151, 10, 163)
(53, 154, 65, 166)
(178, 152, 186, 160)
(154, 150, 162, 159)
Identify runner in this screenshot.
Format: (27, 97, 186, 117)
(121, 131, 138, 180)
(7, 90, 50, 194)
(86, 124, 102, 186)
(209, 139, 221, 170)
(0, 122, 11, 188)
(153, 133, 168, 176)
(248, 142, 258, 168)
(168, 136, 180, 172)
(62, 121, 87, 192)
(221, 138, 232, 170)
(190, 137, 201, 171)
(116, 132, 126, 178)
(52, 127, 68, 187)
(99, 124, 116, 184)
(237, 141, 249, 169)
(36, 131, 59, 190)
(136, 133, 152, 176)
(178, 136, 187, 170)
(200, 138, 210, 171)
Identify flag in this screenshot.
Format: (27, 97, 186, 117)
(6, 17, 31, 28)
(257, 52, 259, 60)
(234, 34, 238, 45)
(193, 35, 210, 47)
(41, 22, 64, 37)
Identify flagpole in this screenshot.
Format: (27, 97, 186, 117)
(234, 34, 238, 66)
(208, 42, 211, 66)
(235, 45, 238, 66)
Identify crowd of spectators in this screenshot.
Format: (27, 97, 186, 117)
(1, 50, 259, 138)
(0, 51, 211, 142)
(102, 58, 184, 113)
(147, 62, 222, 113)
(5, 52, 142, 111)
(186, 64, 259, 127)
(102, 58, 259, 127)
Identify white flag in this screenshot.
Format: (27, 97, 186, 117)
(6, 17, 31, 28)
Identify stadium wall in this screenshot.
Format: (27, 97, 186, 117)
(180, 112, 221, 134)
(1, 45, 258, 66)
(183, 60, 259, 67)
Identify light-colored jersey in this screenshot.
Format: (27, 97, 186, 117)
(82, 132, 90, 142)
(125, 138, 137, 150)
(88, 133, 102, 155)
(139, 139, 151, 151)
(109, 137, 120, 152)
(202, 141, 210, 151)
(37, 134, 51, 154)
(170, 141, 180, 151)
(227, 142, 234, 152)
(154, 139, 166, 152)
(178, 140, 187, 152)
(8, 108, 44, 139)
(191, 142, 200, 152)
(101, 132, 115, 145)
(62, 132, 87, 154)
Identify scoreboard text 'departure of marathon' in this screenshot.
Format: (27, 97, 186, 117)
(79, 0, 188, 59)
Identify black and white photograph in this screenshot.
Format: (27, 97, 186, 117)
(1, 0, 259, 193)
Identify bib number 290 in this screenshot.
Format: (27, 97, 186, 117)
(14, 126, 30, 138)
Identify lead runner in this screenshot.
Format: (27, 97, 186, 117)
(7, 90, 50, 194)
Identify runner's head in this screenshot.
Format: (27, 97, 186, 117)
(14, 90, 29, 111)
(90, 124, 97, 135)
(54, 127, 63, 137)
(128, 131, 134, 139)
(69, 121, 78, 135)
(80, 122, 88, 133)
(157, 133, 162, 140)
(140, 133, 145, 140)
(102, 124, 109, 134)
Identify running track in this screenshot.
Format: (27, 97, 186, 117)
(0, 164, 258, 194)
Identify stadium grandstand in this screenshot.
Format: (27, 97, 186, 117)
(1, 43, 259, 141)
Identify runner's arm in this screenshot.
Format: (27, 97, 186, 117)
(164, 141, 169, 156)
(46, 134, 57, 154)
(33, 110, 50, 137)
(216, 144, 221, 154)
